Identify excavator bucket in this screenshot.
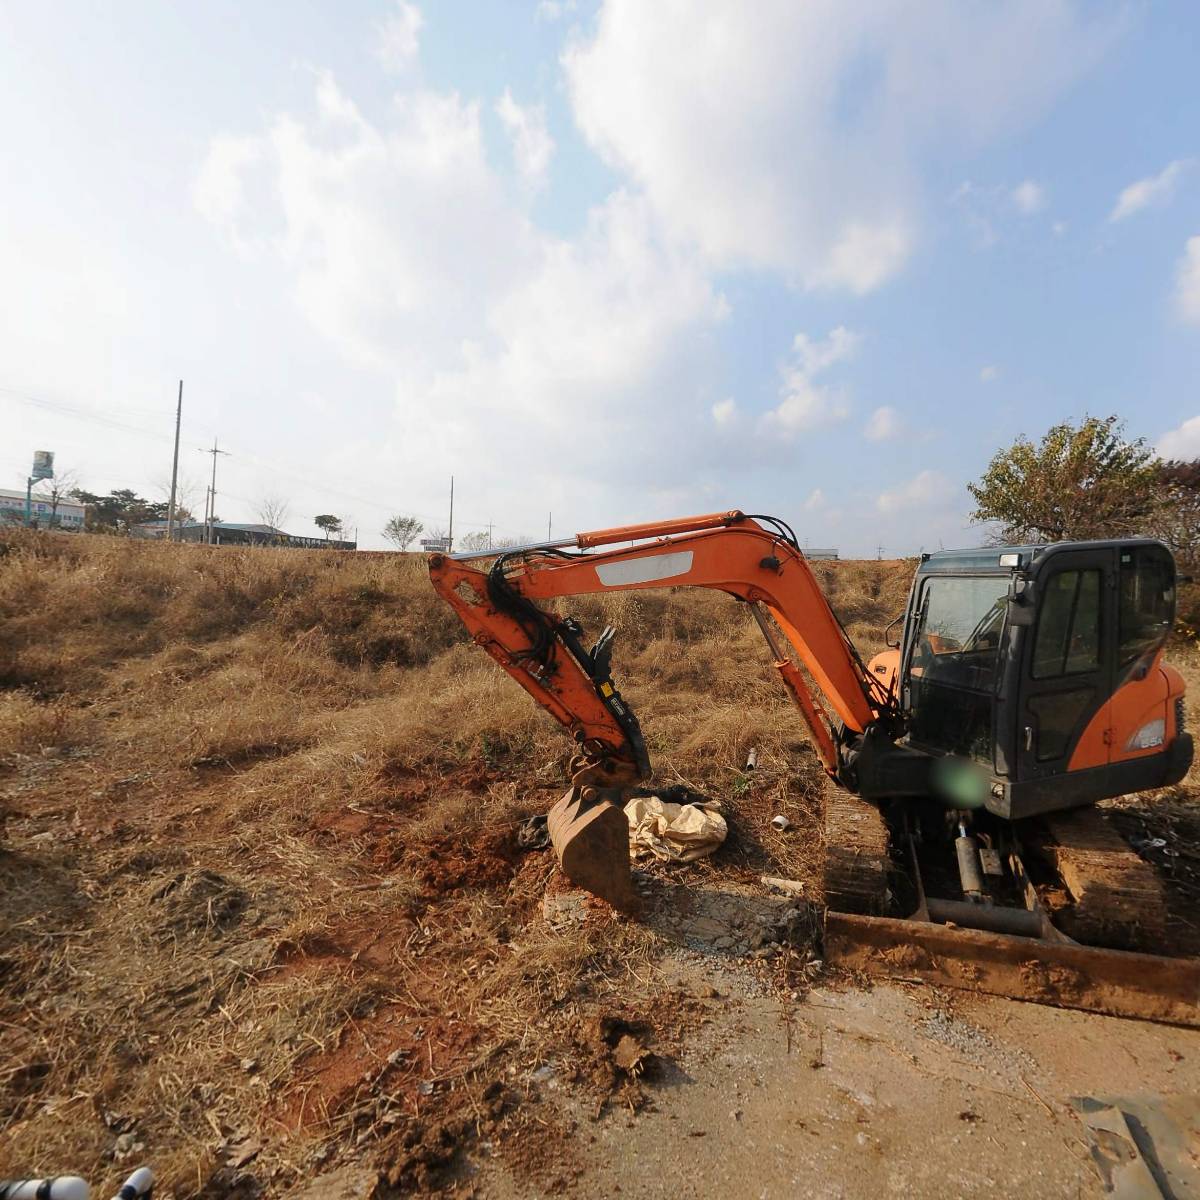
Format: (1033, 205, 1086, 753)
(547, 785, 638, 912)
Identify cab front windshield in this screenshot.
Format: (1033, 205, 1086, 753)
(906, 574, 1010, 759)
(910, 576, 1009, 690)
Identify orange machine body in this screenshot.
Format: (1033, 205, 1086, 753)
(430, 513, 1191, 825)
(429, 512, 885, 779)
(1069, 655, 1187, 771)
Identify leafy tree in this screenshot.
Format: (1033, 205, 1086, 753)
(314, 513, 342, 541)
(382, 514, 424, 550)
(968, 416, 1161, 543)
(1155, 460, 1200, 565)
(71, 488, 165, 534)
(1155, 460, 1200, 636)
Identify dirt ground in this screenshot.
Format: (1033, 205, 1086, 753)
(479, 956, 1200, 1200)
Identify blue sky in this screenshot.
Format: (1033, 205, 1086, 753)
(3, 1, 1199, 553)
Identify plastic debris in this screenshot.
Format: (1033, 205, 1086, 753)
(517, 813, 550, 851)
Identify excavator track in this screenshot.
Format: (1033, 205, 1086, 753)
(822, 786, 891, 914)
(1037, 807, 1168, 951)
(823, 794, 1200, 1027)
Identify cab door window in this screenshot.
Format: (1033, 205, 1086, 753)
(1032, 570, 1101, 679)
(1028, 568, 1103, 762)
(1118, 547, 1174, 666)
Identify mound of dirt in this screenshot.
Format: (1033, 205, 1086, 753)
(413, 828, 522, 894)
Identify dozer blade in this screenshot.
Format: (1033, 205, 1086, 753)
(547, 786, 637, 912)
(825, 913, 1200, 1028)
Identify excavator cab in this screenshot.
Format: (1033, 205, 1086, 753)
(894, 539, 1192, 818)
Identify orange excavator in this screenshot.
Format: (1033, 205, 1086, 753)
(430, 510, 1198, 1022)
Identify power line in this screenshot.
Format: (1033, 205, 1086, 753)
(1, 387, 175, 443)
(198, 438, 231, 546)
(4, 384, 537, 538)
(0, 386, 172, 422)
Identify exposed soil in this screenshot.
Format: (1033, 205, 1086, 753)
(476, 960, 1200, 1200)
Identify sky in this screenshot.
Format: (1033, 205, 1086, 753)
(3, 0, 1199, 554)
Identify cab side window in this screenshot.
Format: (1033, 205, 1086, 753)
(1033, 570, 1101, 679)
(1118, 547, 1174, 666)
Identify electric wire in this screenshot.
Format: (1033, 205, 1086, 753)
(6, 386, 530, 537)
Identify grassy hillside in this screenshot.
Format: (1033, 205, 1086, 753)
(0, 532, 914, 1192)
(1, 531, 1194, 1194)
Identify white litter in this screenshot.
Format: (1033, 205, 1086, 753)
(624, 795, 728, 863)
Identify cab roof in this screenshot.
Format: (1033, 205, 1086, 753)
(918, 538, 1170, 575)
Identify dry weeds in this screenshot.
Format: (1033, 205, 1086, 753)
(1, 530, 1192, 1196)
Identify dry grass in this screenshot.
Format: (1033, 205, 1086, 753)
(7, 531, 1189, 1194)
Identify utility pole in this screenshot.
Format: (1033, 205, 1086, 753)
(547, 511, 552, 541)
(167, 380, 182, 541)
(486, 519, 494, 551)
(447, 475, 455, 552)
(198, 438, 230, 545)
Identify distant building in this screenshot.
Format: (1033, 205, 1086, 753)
(0, 487, 86, 530)
(804, 548, 839, 560)
(419, 537, 452, 552)
(132, 519, 356, 550)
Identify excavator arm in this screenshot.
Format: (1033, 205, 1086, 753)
(428, 510, 889, 781)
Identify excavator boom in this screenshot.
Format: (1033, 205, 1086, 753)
(429, 510, 888, 906)
(430, 511, 885, 766)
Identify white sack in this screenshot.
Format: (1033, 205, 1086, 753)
(623, 796, 727, 863)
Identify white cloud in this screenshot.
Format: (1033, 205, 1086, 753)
(193, 135, 261, 230)
(803, 488, 825, 512)
(979, 364, 1000, 383)
(196, 72, 729, 517)
(564, 2, 1118, 292)
(495, 89, 554, 187)
(1159, 416, 1200, 461)
(876, 469, 952, 513)
(865, 405, 903, 442)
(806, 221, 913, 295)
(537, 0, 576, 20)
(711, 397, 737, 426)
(1177, 237, 1200, 325)
(761, 327, 858, 436)
(254, 76, 528, 376)
(1110, 159, 1191, 222)
(1012, 179, 1045, 214)
(791, 326, 861, 376)
(375, 1, 423, 70)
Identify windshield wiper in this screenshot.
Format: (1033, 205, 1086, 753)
(960, 598, 1006, 653)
